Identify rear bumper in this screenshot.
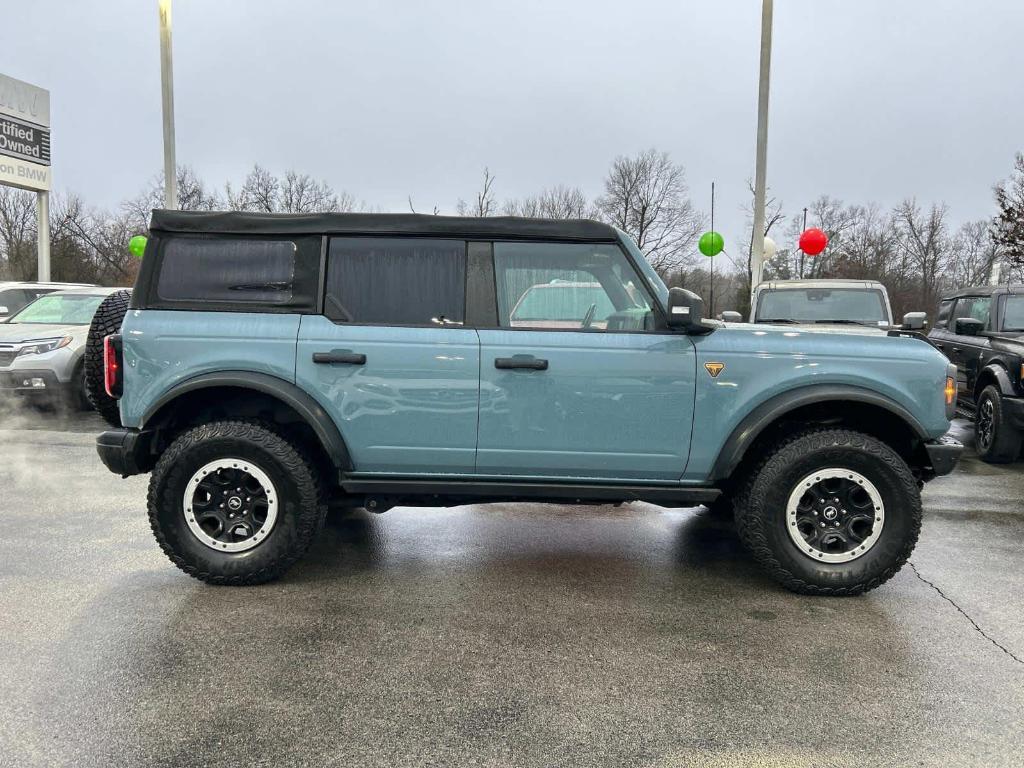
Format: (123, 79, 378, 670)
(96, 427, 156, 477)
(923, 435, 963, 478)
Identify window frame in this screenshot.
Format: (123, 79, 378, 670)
(322, 235, 470, 329)
(134, 233, 322, 314)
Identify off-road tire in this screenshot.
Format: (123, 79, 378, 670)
(84, 289, 131, 427)
(734, 428, 921, 596)
(147, 420, 327, 585)
(975, 385, 1021, 463)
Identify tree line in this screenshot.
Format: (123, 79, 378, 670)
(1, 149, 1022, 322)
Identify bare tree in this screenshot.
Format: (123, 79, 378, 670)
(595, 149, 702, 273)
(894, 199, 950, 312)
(225, 164, 355, 213)
(504, 185, 594, 219)
(124, 166, 222, 228)
(457, 168, 497, 217)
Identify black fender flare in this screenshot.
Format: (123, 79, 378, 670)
(975, 363, 1017, 399)
(141, 371, 353, 471)
(710, 384, 930, 481)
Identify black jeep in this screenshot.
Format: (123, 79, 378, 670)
(929, 285, 1024, 462)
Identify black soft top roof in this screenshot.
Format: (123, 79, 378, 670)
(149, 210, 620, 242)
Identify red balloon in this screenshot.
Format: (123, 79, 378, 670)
(799, 227, 828, 256)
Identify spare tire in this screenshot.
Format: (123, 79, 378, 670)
(85, 289, 132, 427)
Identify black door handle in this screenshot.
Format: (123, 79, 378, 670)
(313, 351, 366, 365)
(495, 356, 548, 371)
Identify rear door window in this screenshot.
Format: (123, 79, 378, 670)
(325, 238, 466, 326)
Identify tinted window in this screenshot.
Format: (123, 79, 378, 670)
(0, 289, 29, 313)
(325, 238, 465, 325)
(952, 296, 991, 328)
(934, 299, 955, 328)
(1003, 296, 1024, 332)
(157, 238, 299, 305)
(493, 242, 653, 331)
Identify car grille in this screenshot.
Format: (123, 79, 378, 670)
(0, 350, 16, 367)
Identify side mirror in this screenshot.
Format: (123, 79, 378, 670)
(0, 306, 8, 316)
(954, 317, 984, 336)
(902, 311, 927, 331)
(720, 310, 742, 323)
(666, 287, 705, 331)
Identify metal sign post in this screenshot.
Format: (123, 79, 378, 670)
(750, 0, 774, 296)
(158, 0, 178, 210)
(0, 73, 52, 280)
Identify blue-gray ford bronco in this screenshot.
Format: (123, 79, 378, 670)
(93, 211, 962, 594)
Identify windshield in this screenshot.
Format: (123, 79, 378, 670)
(756, 288, 889, 325)
(1003, 296, 1024, 331)
(10, 293, 107, 325)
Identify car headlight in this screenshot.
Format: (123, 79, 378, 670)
(16, 336, 73, 357)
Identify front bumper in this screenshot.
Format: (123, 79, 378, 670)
(96, 428, 156, 477)
(923, 435, 963, 477)
(0, 369, 68, 397)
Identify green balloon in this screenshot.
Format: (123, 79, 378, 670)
(698, 231, 724, 257)
(128, 235, 148, 258)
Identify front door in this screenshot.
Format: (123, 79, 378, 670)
(476, 241, 696, 481)
(296, 237, 480, 474)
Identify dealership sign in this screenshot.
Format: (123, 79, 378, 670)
(0, 74, 50, 192)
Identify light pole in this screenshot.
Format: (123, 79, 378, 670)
(750, 0, 773, 295)
(158, 0, 178, 209)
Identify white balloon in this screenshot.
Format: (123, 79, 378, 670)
(763, 236, 778, 258)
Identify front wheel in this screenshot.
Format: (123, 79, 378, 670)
(735, 429, 921, 596)
(147, 421, 327, 585)
(975, 385, 1021, 463)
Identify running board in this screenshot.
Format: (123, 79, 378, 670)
(339, 476, 721, 507)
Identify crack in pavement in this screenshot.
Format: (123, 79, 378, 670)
(908, 560, 1024, 667)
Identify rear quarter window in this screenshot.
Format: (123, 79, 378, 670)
(145, 235, 320, 312)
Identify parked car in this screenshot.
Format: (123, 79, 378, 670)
(0, 287, 126, 409)
(748, 279, 925, 333)
(928, 284, 1024, 462)
(93, 211, 960, 595)
(0, 281, 96, 323)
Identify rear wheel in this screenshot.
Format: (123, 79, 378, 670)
(147, 420, 327, 585)
(975, 385, 1020, 463)
(84, 289, 131, 427)
(735, 428, 921, 595)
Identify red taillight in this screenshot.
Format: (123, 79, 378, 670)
(104, 335, 122, 398)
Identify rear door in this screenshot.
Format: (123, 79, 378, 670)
(296, 237, 480, 474)
(476, 241, 696, 481)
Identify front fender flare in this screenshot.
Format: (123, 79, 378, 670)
(710, 384, 929, 482)
(976, 363, 1017, 398)
(141, 370, 353, 471)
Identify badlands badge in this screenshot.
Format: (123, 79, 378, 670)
(704, 362, 725, 379)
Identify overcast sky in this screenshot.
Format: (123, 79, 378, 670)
(7, 0, 1024, 254)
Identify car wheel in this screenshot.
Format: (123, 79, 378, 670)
(84, 289, 131, 427)
(147, 420, 327, 585)
(975, 385, 1021, 463)
(61, 363, 91, 412)
(735, 428, 921, 596)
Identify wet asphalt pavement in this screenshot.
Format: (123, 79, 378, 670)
(0, 405, 1022, 768)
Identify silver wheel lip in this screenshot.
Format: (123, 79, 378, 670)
(183, 458, 278, 553)
(786, 467, 885, 564)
